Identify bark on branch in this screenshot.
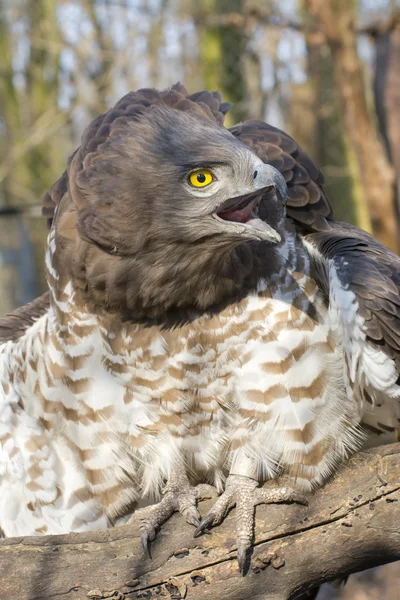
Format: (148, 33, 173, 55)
(1, 444, 400, 600)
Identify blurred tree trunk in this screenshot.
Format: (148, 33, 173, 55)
(241, 34, 265, 121)
(25, 0, 64, 203)
(148, 11, 164, 88)
(2, 1, 66, 182)
(0, 0, 22, 208)
(385, 23, 400, 226)
(290, 17, 371, 231)
(0, 0, 66, 306)
(1, 0, 66, 205)
(195, 0, 264, 125)
(79, 0, 114, 116)
(306, 0, 398, 252)
(370, 13, 400, 229)
(212, 0, 247, 123)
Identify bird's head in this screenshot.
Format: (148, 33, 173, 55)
(49, 87, 289, 319)
(70, 106, 287, 251)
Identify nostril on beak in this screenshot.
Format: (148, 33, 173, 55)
(253, 170, 258, 179)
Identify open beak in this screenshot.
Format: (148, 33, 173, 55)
(213, 163, 287, 244)
(216, 186, 280, 239)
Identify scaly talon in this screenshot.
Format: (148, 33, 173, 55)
(135, 470, 217, 557)
(195, 474, 308, 573)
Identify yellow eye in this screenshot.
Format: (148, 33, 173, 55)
(189, 169, 214, 188)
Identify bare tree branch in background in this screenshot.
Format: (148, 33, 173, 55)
(200, 5, 303, 32)
(0, 109, 71, 188)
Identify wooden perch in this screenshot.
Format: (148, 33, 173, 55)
(1, 444, 400, 600)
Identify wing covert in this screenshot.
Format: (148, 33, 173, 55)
(305, 222, 400, 370)
(230, 120, 333, 232)
(304, 222, 400, 436)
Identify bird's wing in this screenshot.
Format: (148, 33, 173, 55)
(304, 222, 400, 439)
(0, 292, 50, 344)
(229, 120, 333, 232)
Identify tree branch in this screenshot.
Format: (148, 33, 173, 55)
(1, 444, 400, 600)
(357, 9, 400, 37)
(198, 7, 400, 41)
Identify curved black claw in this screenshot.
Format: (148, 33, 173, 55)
(194, 513, 216, 537)
(141, 531, 152, 558)
(186, 514, 201, 528)
(135, 476, 217, 558)
(237, 544, 250, 576)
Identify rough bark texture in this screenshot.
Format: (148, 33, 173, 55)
(306, 0, 398, 252)
(1, 444, 400, 600)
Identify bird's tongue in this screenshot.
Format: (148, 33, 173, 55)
(215, 189, 282, 242)
(217, 199, 279, 235)
(218, 202, 254, 223)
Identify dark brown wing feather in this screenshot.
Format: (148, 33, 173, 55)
(0, 292, 50, 343)
(42, 83, 231, 227)
(229, 120, 333, 232)
(305, 222, 400, 372)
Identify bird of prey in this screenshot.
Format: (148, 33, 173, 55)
(0, 84, 399, 574)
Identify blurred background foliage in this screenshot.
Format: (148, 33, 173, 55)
(1, 0, 400, 597)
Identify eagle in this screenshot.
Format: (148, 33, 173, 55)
(0, 83, 399, 574)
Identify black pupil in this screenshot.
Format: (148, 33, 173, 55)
(197, 173, 206, 183)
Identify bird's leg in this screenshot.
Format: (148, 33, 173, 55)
(195, 474, 308, 574)
(137, 469, 217, 557)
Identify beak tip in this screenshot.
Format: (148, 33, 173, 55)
(258, 164, 288, 200)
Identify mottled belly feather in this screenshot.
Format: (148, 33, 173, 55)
(0, 267, 364, 536)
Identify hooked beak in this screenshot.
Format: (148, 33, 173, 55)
(213, 164, 287, 243)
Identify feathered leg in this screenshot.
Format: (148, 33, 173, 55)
(195, 474, 307, 574)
